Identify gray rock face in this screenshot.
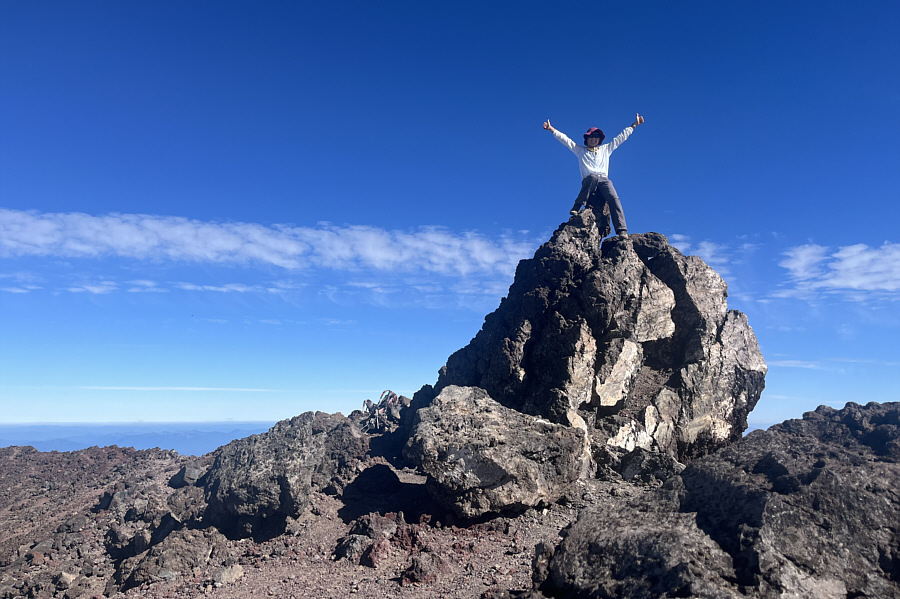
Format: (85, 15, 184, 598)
(202, 411, 368, 540)
(536, 507, 744, 599)
(432, 209, 766, 462)
(114, 528, 227, 592)
(535, 401, 900, 598)
(404, 385, 591, 518)
(168, 462, 204, 489)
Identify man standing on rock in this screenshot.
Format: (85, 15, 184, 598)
(543, 113, 644, 239)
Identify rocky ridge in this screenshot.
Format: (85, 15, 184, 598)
(535, 401, 900, 598)
(1, 210, 897, 598)
(429, 210, 766, 466)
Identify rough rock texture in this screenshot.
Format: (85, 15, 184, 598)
(0, 445, 210, 599)
(113, 527, 228, 591)
(535, 401, 900, 598)
(404, 386, 591, 518)
(2, 401, 897, 598)
(432, 209, 767, 463)
(203, 411, 369, 540)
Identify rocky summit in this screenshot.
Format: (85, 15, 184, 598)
(429, 209, 767, 463)
(1, 210, 897, 599)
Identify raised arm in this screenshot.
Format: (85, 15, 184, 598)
(608, 113, 645, 151)
(544, 118, 577, 152)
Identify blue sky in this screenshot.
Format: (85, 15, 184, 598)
(1, 1, 898, 428)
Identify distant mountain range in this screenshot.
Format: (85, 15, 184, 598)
(0, 421, 275, 455)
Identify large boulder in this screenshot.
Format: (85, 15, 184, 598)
(202, 411, 368, 540)
(403, 385, 591, 518)
(533, 508, 743, 599)
(431, 209, 766, 462)
(113, 528, 228, 592)
(535, 401, 900, 598)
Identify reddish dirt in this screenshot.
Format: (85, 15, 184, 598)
(0, 445, 644, 599)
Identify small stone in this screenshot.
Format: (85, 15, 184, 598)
(212, 564, 244, 585)
(54, 571, 77, 589)
(360, 539, 391, 568)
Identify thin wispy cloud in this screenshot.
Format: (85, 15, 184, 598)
(126, 280, 168, 293)
(0, 208, 538, 276)
(0, 272, 43, 293)
(668, 234, 731, 274)
(777, 242, 900, 298)
(828, 357, 900, 367)
(767, 360, 824, 370)
(667, 234, 691, 252)
(67, 281, 118, 294)
(176, 282, 268, 293)
(779, 244, 829, 281)
(694, 241, 730, 270)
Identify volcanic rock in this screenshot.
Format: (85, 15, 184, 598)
(401, 550, 453, 585)
(333, 534, 373, 562)
(535, 401, 900, 598)
(430, 209, 766, 463)
(404, 385, 591, 518)
(114, 527, 228, 591)
(359, 538, 392, 568)
(202, 411, 368, 540)
(168, 462, 205, 488)
(348, 512, 399, 540)
(212, 563, 244, 585)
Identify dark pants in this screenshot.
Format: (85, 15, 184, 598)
(571, 175, 628, 235)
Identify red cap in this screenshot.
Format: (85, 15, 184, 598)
(583, 127, 605, 141)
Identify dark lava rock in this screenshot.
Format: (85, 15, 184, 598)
(535, 401, 900, 598)
(113, 527, 228, 592)
(617, 446, 685, 485)
(168, 462, 206, 488)
(360, 538, 392, 568)
(333, 534, 373, 563)
(202, 411, 369, 540)
(401, 550, 453, 585)
(404, 385, 591, 518)
(429, 210, 766, 463)
(348, 512, 399, 540)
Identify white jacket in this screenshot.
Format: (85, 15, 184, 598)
(553, 126, 633, 180)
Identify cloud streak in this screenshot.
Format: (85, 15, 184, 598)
(778, 242, 900, 298)
(668, 234, 731, 273)
(0, 208, 538, 276)
(767, 360, 824, 370)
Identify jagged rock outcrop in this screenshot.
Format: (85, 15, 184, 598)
(202, 411, 368, 540)
(429, 209, 766, 463)
(403, 385, 591, 518)
(534, 401, 900, 598)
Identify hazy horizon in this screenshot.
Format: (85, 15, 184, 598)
(1, 416, 783, 456)
(0, 421, 277, 456)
